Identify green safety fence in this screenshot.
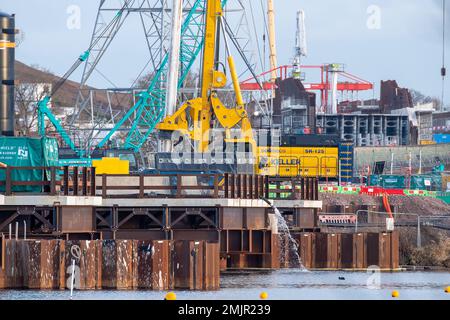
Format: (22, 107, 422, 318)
(340, 186, 361, 195)
(438, 195, 450, 204)
(316, 185, 440, 199)
(319, 185, 360, 195)
(402, 189, 439, 197)
(271, 182, 443, 199)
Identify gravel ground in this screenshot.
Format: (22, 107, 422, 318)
(388, 196, 450, 215)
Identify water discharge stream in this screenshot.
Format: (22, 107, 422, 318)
(258, 196, 305, 269)
(273, 207, 305, 269)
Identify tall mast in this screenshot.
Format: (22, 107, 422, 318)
(292, 10, 307, 80)
(267, 0, 278, 86)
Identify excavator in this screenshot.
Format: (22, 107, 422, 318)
(155, 0, 342, 179)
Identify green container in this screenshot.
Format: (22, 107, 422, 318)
(0, 136, 59, 192)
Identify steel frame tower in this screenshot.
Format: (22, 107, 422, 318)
(41, 0, 266, 158)
(67, 0, 173, 153)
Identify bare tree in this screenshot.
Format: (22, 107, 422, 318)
(14, 64, 55, 136)
(15, 82, 51, 136)
(410, 89, 442, 109)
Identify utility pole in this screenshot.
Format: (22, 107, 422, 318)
(408, 151, 412, 188)
(418, 149, 422, 174)
(417, 215, 421, 248)
(390, 152, 394, 175)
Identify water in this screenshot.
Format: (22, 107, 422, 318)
(273, 207, 303, 269)
(1, 271, 449, 300)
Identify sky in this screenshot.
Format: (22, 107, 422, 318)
(1, 0, 449, 105)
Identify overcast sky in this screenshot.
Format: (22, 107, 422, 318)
(1, 0, 449, 105)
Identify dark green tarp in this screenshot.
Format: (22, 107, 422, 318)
(43, 137, 59, 167)
(369, 175, 406, 189)
(0, 137, 59, 192)
(370, 174, 442, 191)
(369, 175, 381, 187)
(410, 175, 442, 191)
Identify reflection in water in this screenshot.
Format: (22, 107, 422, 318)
(0, 271, 449, 300)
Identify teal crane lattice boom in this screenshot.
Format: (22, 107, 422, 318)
(99, 0, 228, 152)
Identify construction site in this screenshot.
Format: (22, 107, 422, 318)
(0, 0, 449, 299)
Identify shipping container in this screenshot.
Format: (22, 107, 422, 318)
(433, 134, 450, 144)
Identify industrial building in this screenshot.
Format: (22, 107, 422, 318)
(316, 114, 410, 147)
(275, 78, 316, 135)
(433, 111, 450, 133)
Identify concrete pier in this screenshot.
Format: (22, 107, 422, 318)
(0, 168, 401, 290)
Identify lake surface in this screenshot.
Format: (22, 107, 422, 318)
(1, 270, 449, 300)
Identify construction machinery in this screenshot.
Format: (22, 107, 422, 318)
(34, 1, 222, 169)
(156, 0, 255, 158)
(292, 10, 307, 80)
(154, 0, 350, 180)
(29, 1, 351, 180)
(36, 49, 136, 173)
(58, 147, 139, 173)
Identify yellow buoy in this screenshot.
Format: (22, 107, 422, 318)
(260, 292, 268, 300)
(391, 290, 400, 298)
(165, 292, 177, 300)
(445, 286, 450, 293)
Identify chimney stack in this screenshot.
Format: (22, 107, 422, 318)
(0, 12, 15, 136)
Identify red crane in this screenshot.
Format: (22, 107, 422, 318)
(240, 64, 374, 112)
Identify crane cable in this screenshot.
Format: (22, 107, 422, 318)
(249, 0, 264, 74)
(260, 0, 269, 76)
(442, 0, 447, 110)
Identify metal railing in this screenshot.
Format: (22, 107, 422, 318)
(0, 166, 96, 196)
(0, 166, 320, 201)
